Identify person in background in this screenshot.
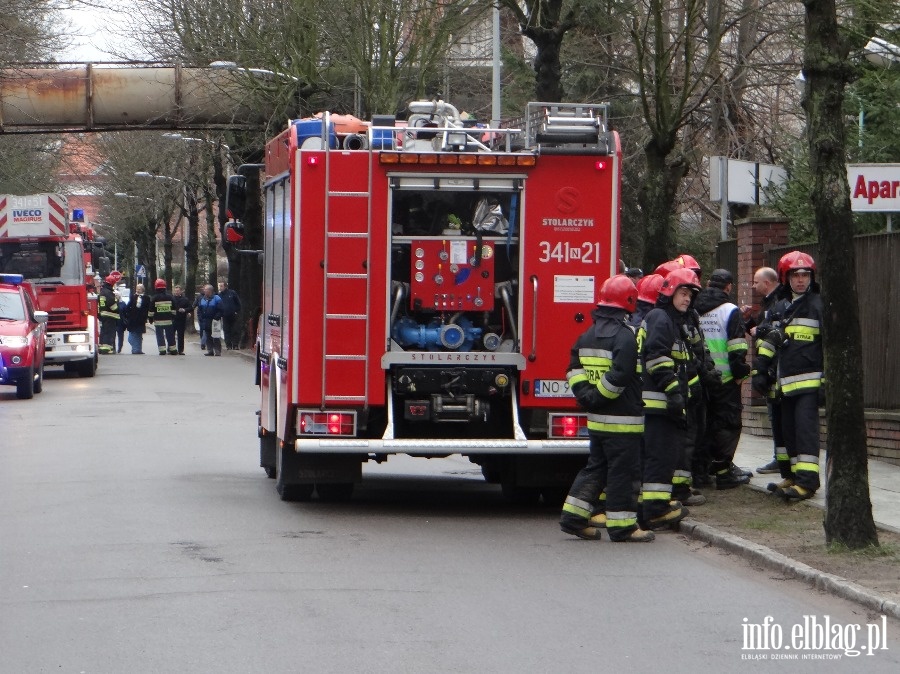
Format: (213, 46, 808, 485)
(97, 275, 118, 355)
(171, 285, 193, 355)
(115, 286, 128, 354)
(217, 281, 242, 350)
(149, 279, 178, 356)
(694, 269, 752, 490)
(560, 275, 653, 542)
(197, 284, 223, 356)
(754, 251, 824, 501)
(746, 267, 784, 475)
(125, 283, 150, 354)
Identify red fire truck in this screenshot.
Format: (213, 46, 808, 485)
(236, 100, 622, 501)
(0, 194, 108, 377)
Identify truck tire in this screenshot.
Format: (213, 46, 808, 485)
(16, 367, 35, 399)
(76, 355, 97, 378)
(260, 434, 277, 479)
(33, 362, 44, 394)
(276, 482, 314, 502)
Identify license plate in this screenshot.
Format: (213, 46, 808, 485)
(46, 335, 59, 347)
(534, 379, 572, 398)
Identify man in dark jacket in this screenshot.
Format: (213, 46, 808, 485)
(560, 275, 653, 542)
(171, 285, 193, 355)
(747, 267, 783, 474)
(217, 281, 242, 350)
(125, 283, 150, 354)
(694, 269, 752, 489)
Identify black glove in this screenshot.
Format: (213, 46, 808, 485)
(767, 328, 787, 347)
(666, 392, 686, 427)
(573, 384, 606, 413)
(751, 373, 770, 395)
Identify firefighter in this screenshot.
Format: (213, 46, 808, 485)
(148, 279, 178, 356)
(694, 269, 752, 489)
(753, 251, 824, 500)
(97, 275, 119, 355)
(559, 274, 652, 542)
(628, 273, 664, 328)
(637, 268, 702, 529)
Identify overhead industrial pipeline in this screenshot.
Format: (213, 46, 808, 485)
(0, 64, 275, 132)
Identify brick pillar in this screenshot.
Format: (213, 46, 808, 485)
(735, 216, 789, 408)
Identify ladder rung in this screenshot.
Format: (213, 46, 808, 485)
(324, 354, 367, 361)
(324, 395, 367, 402)
(325, 313, 367, 320)
(325, 272, 368, 279)
(328, 191, 369, 197)
(326, 232, 369, 238)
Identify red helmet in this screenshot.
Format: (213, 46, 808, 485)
(777, 250, 816, 284)
(636, 273, 665, 304)
(659, 268, 701, 297)
(653, 259, 682, 278)
(597, 274, 638, 312)
(154, 278, 167, 290)
(104, 275, 117, 285)
(674, 254, 702, 276)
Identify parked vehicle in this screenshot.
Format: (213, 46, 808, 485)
(0, 273, 48, 399)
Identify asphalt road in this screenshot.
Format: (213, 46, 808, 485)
(2, 346, 898, 673)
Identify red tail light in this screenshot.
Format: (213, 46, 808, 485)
(298, 410, 357, 436)
(549, 413, 588, 439)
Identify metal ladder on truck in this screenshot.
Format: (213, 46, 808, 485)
(319, 111, 373, 408)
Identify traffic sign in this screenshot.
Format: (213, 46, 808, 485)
(136, 265, 147, 277)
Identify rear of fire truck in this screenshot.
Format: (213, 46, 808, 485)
(0, 195, 103, 377)
(244, 101, 622, 502)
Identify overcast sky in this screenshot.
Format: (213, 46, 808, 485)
(58, 2, 144, 62)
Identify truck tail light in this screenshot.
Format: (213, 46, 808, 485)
(298, 410, 357, 436)
(548, 413, 588, 439)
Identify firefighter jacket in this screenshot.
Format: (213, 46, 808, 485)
(680, 308, 720, 396)
(565, 306, 644, 435)
(148, 290, 175, 327)
(98, 283, 118, 321)
(694, 287, 750, 384)
(627, 300, 653, 329)
(638, 302, 695, 414)
(754, 288, 824, 397)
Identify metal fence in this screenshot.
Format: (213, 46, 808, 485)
(717, 232, 899, 409)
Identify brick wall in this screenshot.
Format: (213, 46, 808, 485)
(743, 407, 900, 466)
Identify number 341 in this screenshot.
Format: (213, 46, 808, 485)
(538, 241, 601, 264)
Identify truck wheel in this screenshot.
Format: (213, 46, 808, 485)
(317, 483, 354, 501)
(76, 355, 97, 378)
(277, 482, 314, 502)
(264, 466, 277, 479)
(16, 367, 35, 400)
(33, 362, 44, 394)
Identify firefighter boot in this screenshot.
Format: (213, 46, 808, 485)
(646, 504, 689, 531)
(778, 485, 815, 501)
(560, 524, 603, 540)
(616, 528, 655, 543)
(715, 466, 751, 490)
(588, 512, 607, 528)
(767, 478, 794, 493)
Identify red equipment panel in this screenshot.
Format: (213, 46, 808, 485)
(408, 238, 495, 311)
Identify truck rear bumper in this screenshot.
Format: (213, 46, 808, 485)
(295, 438, 589, 455)
(45, 344, 95, 362)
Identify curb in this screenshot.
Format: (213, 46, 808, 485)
(680, 519, 900, 620)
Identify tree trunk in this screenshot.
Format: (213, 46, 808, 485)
(803, 0, 877, 548)
(184, 187, 200, 299)
(639, 139, 688, 268)
(526, 28, 564, 102)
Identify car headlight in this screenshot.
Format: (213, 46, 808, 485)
(0, 336, 28, 347)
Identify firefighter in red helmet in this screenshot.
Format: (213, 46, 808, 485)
(629, 273, 665, 328)
(635, 268, 702, 529)
(148, 278, 178, 355)
(560, 275, 654, 542)
(753, 251, 824, 500)
(97, 275, 119, 354)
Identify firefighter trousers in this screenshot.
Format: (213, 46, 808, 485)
(641, 414, 683, 520)
(561, 432, 640, 540)
(700, 381, 743, 473)
(155, 324, 177, 354)
(99, 317, 117, 353)
(768, 400, 789, 478)
(781, 391, 821, 492)
(673, 398, 703, 501)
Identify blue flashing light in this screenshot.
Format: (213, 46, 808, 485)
(0, 273, 25, 286)
(72, 208, 85, 222)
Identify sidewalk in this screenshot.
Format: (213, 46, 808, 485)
(734, 433, 900, 534)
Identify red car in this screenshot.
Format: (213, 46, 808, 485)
(0, 273, 48, 399)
